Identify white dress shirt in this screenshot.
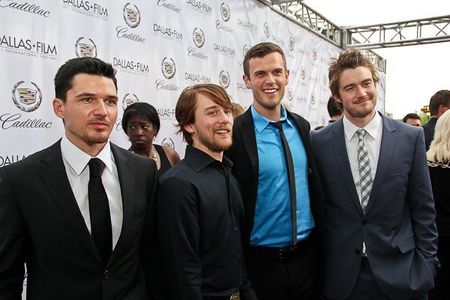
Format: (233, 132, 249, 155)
(60, 136, 123, 249)
(343, 112, 383, 203)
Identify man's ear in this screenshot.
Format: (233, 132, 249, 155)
(243, 75, 251, 89)
(332, 94, 342, 104)
(53, 98, 65, 119)
(184, 123, 195, 135)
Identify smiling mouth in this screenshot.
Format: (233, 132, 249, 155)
(263, 88, 278, 94)
(215, 128, 231, 135)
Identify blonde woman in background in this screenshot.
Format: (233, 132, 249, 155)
(428, 109, 450, 300)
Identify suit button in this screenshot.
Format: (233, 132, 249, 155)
(104, 269, 109, 279)
(233, 225, 239, 231)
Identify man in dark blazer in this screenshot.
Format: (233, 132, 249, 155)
(422, 90, 450, 150)
(226, 42, 324, 300)
(0, 57, 161, 299)
(311, 49, 439, 300)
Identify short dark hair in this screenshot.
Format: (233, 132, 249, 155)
(243, 42, 287, 77)
(327, 96, 343, 118)
(402, 113, 420, 123)
(329, 49, 379, 97)
(176, 84, 232, 145)
(122, 102, 160, 136)
(429, 90, 450, 116)
(54, 57, 117, 101)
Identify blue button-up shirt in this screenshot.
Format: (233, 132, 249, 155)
(250, 105, 314, 247)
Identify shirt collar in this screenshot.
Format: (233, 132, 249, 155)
(251, 105, 291, 133)
(343, 111, 382, 141)
(61, 135, 114, 175)
(184, 145, 232, 171)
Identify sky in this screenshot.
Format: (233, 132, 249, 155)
(302, 0, 450, 119)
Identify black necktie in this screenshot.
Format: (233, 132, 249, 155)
(88, 158, 112, 266)
(271, 121, 297, 246)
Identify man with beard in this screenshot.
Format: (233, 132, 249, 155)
(225, 42, 324, 300)
(157, 84, 257, 300)
(0, 57, 162, 299)
(311, 49, 438, 300)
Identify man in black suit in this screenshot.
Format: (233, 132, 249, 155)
(422, 90, 450, 150)
(226, 42, 324, 300)
(0, 57, 161, 299)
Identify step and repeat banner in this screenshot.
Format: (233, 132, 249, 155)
(0, 0, 385, 167)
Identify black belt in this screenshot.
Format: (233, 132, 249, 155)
(249, 234, 313, 260)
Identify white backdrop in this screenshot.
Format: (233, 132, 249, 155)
(0, 0, 385, 168)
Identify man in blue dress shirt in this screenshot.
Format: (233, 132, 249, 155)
(226, 42, 324, 300)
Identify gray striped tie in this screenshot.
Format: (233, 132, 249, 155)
(356, 129, 372, 212)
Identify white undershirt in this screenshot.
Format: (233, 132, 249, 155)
(60, 136, 123, 249)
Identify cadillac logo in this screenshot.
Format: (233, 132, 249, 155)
(219, 70, 230, 89)
(263, 22, 269, 38)
(122, 93, 139, 110)
(161, 57, 176, 79)
(12, 81, 42, 112)
(123, 3, 141, 28)
(219, 3, 230, 22)
(289, 37, 295, 51)
(75, 37, 97, 58)
(192, 27, 205, 48)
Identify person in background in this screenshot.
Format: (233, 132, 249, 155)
(403, 113, 421, 126)
(327, 96, 343, 124)
(0, 57, 162, 299)
(122, 102, 180, 175)
(231, 102, 245, 118)
(311, 49, 438, 300)
(226, 42, 324, 300)
(427, 109, 450, 300)
(157, 84, 257, 300)
(422, 90, 450, 150)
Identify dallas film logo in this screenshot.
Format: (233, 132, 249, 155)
(218, 71, 230, 89)
(12, 81, 42, 112)
(123, 3, 140, 28)
(0, 34, 57, 60)
(161, 57, 176, 79)
(75, 37, 97, 58)
(192, 27, 205, 48)
(186, 0, 212, 15)
(122, 93, 139, 110)
(62, 0, 108, 20)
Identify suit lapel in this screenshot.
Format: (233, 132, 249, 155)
(365, 115, 397, 213)
(332, 120, 364, 214)
(41, 141, 99, 262)
(240, 109, 258, 177)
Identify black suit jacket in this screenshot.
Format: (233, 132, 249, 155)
(422, 117, 437, 151)
(225, 108, 324, 248)
(0, 141, 161, 300)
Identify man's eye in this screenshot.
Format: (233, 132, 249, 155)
(105, 98, 117, 106)
(82, 97, 92, 103)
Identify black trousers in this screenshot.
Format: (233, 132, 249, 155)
(246, 234, 319, 300)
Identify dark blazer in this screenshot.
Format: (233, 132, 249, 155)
(225, 108, 324, 248)
(0, 141, 160, 300)
(422, 117, 437, 150)
(310, 114, 439, 300)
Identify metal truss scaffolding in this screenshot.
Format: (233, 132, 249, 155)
(261, 0, 450, 72)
